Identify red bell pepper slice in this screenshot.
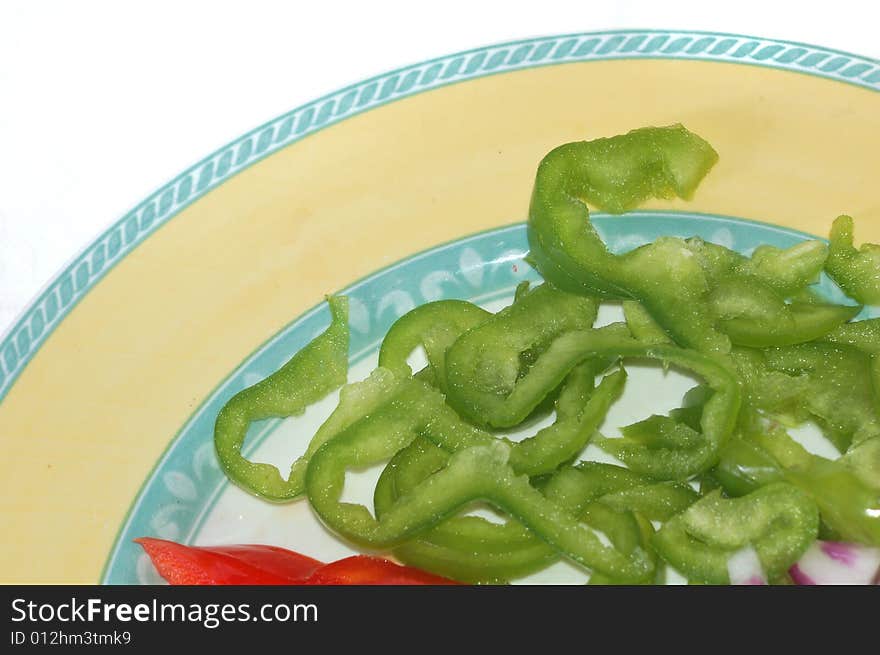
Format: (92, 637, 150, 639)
(134, 537, 322, 585)
(135, 538, 460, 585)
(303, 555, 459, 585)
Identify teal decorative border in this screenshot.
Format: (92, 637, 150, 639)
(0, 29, 878, 402)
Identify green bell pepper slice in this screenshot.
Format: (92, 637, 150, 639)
(378, 299, 491, 381)
(826, 214, 880, 305)
(578, 503, 656, 585)
(714, 427, 880, 546)
(678, 237, 744, 285)
(682, 237, 825, 297)
(214, 296, 349, 501)
(730, 342, 880, 452)
(446, 319, 741, 482)
(374, 437, 558, 583)
(740, 240, 828, 297)
(526, 124, 731, 353)
(823, 317, 880, 354)
(525, 124, 846, 355)
(712, 437, 782, 497)
(572, 340, 741, 480)
(376, 442, 696, 583)
(653, 482, 819, 584)
(559, 462, 699, 523)
(443, 282, 599, 428)
(718, 302, 860, 348)
(308, 440, 655, 580)
(709, 275, 859, 347)
(509, 364, 624, 476)
(622, 300, 672, 345)
(762, 343, 880, 451)
(843, 437, 880, 490)
(586, 512, 661, 585)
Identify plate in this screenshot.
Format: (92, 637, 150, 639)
(0, 30, 877, 583)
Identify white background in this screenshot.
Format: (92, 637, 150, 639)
(1, 0, 878, 335)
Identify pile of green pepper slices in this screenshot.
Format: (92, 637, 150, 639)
(214, 125, 880, 585)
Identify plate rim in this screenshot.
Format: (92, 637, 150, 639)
(1, 29, 878, 404)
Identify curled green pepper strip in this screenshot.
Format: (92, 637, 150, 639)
(509, 365, 624, 476)
(708, 276, 787, 322)
(826, 214, 880, 305)
(690, 237, 845, 345)
(450, 322, 740, 480)
(714, 428, 880, 546)
(598, 480, 701, 522)
(545, 462, 700, 523)
(824, 317, 880, 354)
(708, 276, 860, 347)
(730, 343, 880, 452)
(718, 301, 860, 348)
(679, 235, 825, 297)
(525, 124, 846, 354)
(763, 343, 880, 451)
(576, 503, 655, 585)
(309, 439, 655, 580)
(653, 483, 819, 584)
(373, 437, 558, 583)
(513, 280, 532, 302)
(402, 362, 624, 477)
(382, 357, 621, 483)
(551, 461, 654, 498)
(622, 300, 672, 345)
(446, 318, 740, 480)
(675, 237, 744, 286)
(535, 330, 741, 480)
(382, 536, 554, 585)
(586, 512, 659, 585)
(214, 296, 349, 502)
(306, 373, 655, 581)
(843, 437, 880, 491)
(378, 300, 490, 380)
(288, 366, 404, 490)
(377, 446, 695, 583)
(376, 438, 549, 553)
(526, 124, 730, 353)
(444, 283, 599, 428)
(740, 241, 828, 297)
(711, 437, 781, 497)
